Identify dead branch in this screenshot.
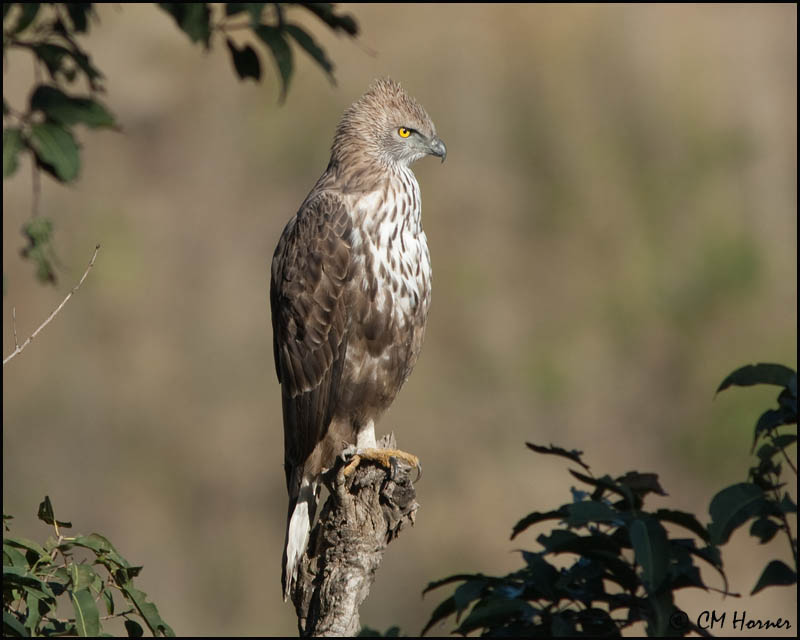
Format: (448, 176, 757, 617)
(290, 434, 420, 637)
(3, 244, 100, 366)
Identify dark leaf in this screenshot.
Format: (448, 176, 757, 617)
(11, 3, 40, 34)
(751, 560, 797, 594)
(225, 39, 261, 81)
(31, 44, 71, 80)
(520, 551, 560, 598)
(777, 386, 798, 414)
(453, 579, 486, 617)
(653, 508, 710, 543)
(526, 442, 591, 472)
(30, 85, 116, 129)
(420, 595, 456, 636)
(616, 471, 667, 497)
(510, 507, 567, 540)
(285, 24, 335, 80)
(779, 492, 797, 514)
(29, 122, 80, 182)
(225, 2, 264, 24)
(65, 3, 92, 33)
(563, 500, 623, 527)
(628, 516, 669, 593)
(753, 408, 795, 449)
(708, 483, 770, 545)
(457, 597, 533, 635)
(3, 128, 26, 178)
(300, 3, 359, 36)
(749, 516, 781, 544)
(569, 470, 635, 508)
(36, 496, 72, 529)
(254, 25, 293, 101)
(124, 619, 144, 638)
(772, 433, 797, 450)
(423, 573, 488, 595)
(158, 3, 212, 47)
(717, 363, 796, 393)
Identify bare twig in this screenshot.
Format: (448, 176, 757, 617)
(3, 244, 101, 366)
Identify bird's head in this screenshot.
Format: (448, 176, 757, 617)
(332, 77, 446, 171)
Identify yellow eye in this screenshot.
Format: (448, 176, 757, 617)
(398, 127, 411, 138)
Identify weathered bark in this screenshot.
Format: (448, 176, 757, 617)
(290, 435, 420, 637)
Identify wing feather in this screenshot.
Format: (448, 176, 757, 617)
(270, 192, 352, 480)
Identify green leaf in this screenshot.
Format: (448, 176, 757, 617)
(101, 587, 115, 615)
(158, 3, 211, 47)
(3, 535, 49, 560)
(71, 588, 100, 637)
(122, 586, 175, 637)
(3, 610, 29, 637)
(3, 543, 28, 569)
(285, 24, 335, 80)
(30, 86, 115, 129)
(629, 516, 669, 593)
(708, 483, 770, 545)
(717, 363, 797, 393)
(751, 559, 797, 594)
(29, 122, 80, 182)
(69, 563, 97, 591)
(225, 39, 261, 81)
(3, 127, 26, 178)
(254, 25, 293, 102)
(70, 534, 128, 567)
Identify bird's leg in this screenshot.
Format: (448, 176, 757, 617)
(340, 421, 422, 480)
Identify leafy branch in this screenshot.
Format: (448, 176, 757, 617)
(3, 497, 174, 637)
(421, 363, 797, 637)
(2, 3, 359, 284)
(709, 363, 797, 595)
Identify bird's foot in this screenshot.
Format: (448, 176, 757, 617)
(341, 447, 422, 482)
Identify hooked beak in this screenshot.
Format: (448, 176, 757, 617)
(428, 137, 447, 163)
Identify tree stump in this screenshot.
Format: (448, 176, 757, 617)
(289, 434, 420, 637)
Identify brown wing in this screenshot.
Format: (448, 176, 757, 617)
(270, 192, 352, 489)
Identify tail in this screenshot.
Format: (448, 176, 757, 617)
(282, 476, 319, 601)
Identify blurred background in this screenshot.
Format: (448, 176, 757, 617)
(3, 3, 796, 636)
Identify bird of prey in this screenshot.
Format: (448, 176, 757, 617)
(270, 78, 446, 601)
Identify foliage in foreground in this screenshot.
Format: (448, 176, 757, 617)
(3, 497, 173, 637)
(421, 363, 797, 637)
(2, 2, 358, 283)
